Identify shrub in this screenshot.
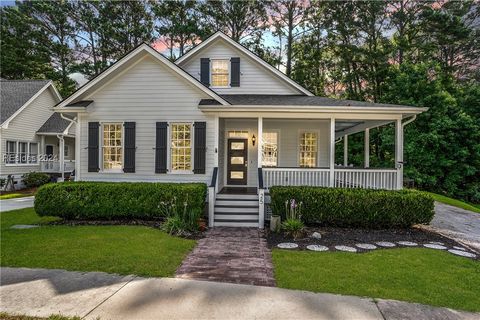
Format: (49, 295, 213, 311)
(270, 187, 435, 229)
(160, 200, 202, 235)
(35, 182, 207, 220)
(282, 218, 305, 240)
(22, 172, 50, 188)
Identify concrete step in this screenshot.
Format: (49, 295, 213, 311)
(215, 194, 258, 201)
(214, 214, 259, 220)
(215, 199, 258, 207)
(214, 221, 259, 227)
(214, 206, 259, 214)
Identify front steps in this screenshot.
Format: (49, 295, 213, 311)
(214, 193, 259, 227)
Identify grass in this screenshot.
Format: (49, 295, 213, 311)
(0, 313, 80, 320)
(426, 192, 480, 213)
(0, 208, 196, 277)
(273, 249, 480, 312)
(0, 193, 34, 200)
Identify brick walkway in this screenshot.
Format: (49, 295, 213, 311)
(176, 227, 275, 287)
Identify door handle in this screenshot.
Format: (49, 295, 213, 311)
(244, 161, 248, 167)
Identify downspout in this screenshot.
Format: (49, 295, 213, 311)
(402, 115, 416, 128)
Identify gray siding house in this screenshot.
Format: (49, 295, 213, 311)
(53, 32, 426, 228)
(1, 79, 75, 187)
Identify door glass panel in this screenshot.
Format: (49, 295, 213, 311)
(230, 156, 244, 164)
(230, 171, 244, 179)
(231, 142, 244, 150)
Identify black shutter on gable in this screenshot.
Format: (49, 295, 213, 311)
(88, 122, 100, 172)
(155, 122, 168, 173)
(230, 57, 240, 87)
(200, 58, 210, 86)
(123, 122, 136, 173)
(193, 122, 206, 174)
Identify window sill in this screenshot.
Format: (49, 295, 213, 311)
(99, 170, 124, 174)
(210, 86, 231, 89)
(169, 171, 194, 175)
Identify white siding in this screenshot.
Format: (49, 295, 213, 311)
(179, 39, 302, 95)
(78, 55, 215, 183)
(0, 88, 59, 178)
(263, 119, 330, 168)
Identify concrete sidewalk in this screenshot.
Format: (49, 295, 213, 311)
(1, 268, 478, 320)
(0, 196, 34, 212)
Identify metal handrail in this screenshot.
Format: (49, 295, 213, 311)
(258, 167, 264, 189)
(209, 167, 218, 188)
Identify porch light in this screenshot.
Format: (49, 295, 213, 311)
(252, 134, 256, 146)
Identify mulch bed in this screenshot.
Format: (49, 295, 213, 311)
(266, 225, 465, 252)
(47, 219, 206, 240)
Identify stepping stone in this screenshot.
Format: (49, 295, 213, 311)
(429, 241, 444, 245)
(448, 249, 477, 259)
(397, 241, 418, 246)
(306, 245, 329, 252)
(10, 224, 39, 229)
(356, 243, 377, 250)
(375, 241, 396, 247)
(423, 243, 447, 250)
(335, 245, 357, 253)
(453, 246, 466, 251)
(277, 243, 298, 249)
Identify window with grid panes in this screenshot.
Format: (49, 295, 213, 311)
(171, 123, 192, 171)
(299, 132, 317, 167)
(102, 123, 123, 171)
(211, 60, 229, 87)
(262, 132, 278, 167)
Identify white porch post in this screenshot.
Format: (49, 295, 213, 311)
(58, 135, 65, 182)
(395, 119, 403, 189)
(364, 128, 370, 168)
(257, 117, 263, 166)
(329, 118, 335, 187)
(213, 115, 219, 190)
(343, 135, 348, 167)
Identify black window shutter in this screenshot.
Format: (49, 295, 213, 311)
(193, 122, 206, 174)
(123, 122, 136, 173)
(200, 58, 210, 86)
(155, 122, 168, 173)
(88, 122, 100, 172)
(230, 57, 240, 87)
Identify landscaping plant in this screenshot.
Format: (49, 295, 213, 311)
(35, 182, 207, 220)
(21, 172, 50, 188)
(281, 199, 305, 240)
(160, 199, 202, 236)
(270, 187, 435, 229)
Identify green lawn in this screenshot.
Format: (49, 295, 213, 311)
(427, 192, 480, 213)
(0, 208, 196, 277)
(273, 248, 480, 312)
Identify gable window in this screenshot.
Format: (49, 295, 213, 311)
(211, 59, 229, 87)
(262, 132, 278, 167)
(171, 123, 192, 172)
(102, 123, 123, 171)
(299, 132, 317, 168)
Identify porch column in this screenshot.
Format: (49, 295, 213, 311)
(329, 118, 335, 187)
(395, 119, 403, 189)
(213, 115, 219, 168)
(343, 135, 348, 167)
(257, 117, 263, 167)
(58, 135, 65, 182)
(364, 128, 370, 168)
(40, 135, 45, 162)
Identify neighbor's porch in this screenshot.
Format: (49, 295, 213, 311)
(36, 134, 75, 180)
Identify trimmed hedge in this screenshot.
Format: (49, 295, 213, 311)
(35, 182, 207, 220)
(270, 186, 435, 229)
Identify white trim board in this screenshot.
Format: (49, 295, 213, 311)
(175, 31, 314, 96)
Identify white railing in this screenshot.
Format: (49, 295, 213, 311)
(262, 167, 399, 190)
(263, 167, 330, 189)
(334, 168, 398, 190)
(40, 160, 75, 173)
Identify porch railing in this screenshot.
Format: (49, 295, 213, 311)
(263, 167, 330, 189)
(263, 167, 399, 190)
(334, 168, 398, 190)
(40, 160, 75, 173)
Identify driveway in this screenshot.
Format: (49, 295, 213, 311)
(1, 267, 478, 320)
(427, 202, 480, 252)
(0, 196, 34, 212)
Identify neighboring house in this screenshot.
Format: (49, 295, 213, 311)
(0, 79, 75, 188)
(53, 32, 427, 227)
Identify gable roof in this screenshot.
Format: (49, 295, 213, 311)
(1, 79, 60, 125)
(37, 112, 71, 134)
(54, 43, 229, 110)
(175, 31, 314, 96)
